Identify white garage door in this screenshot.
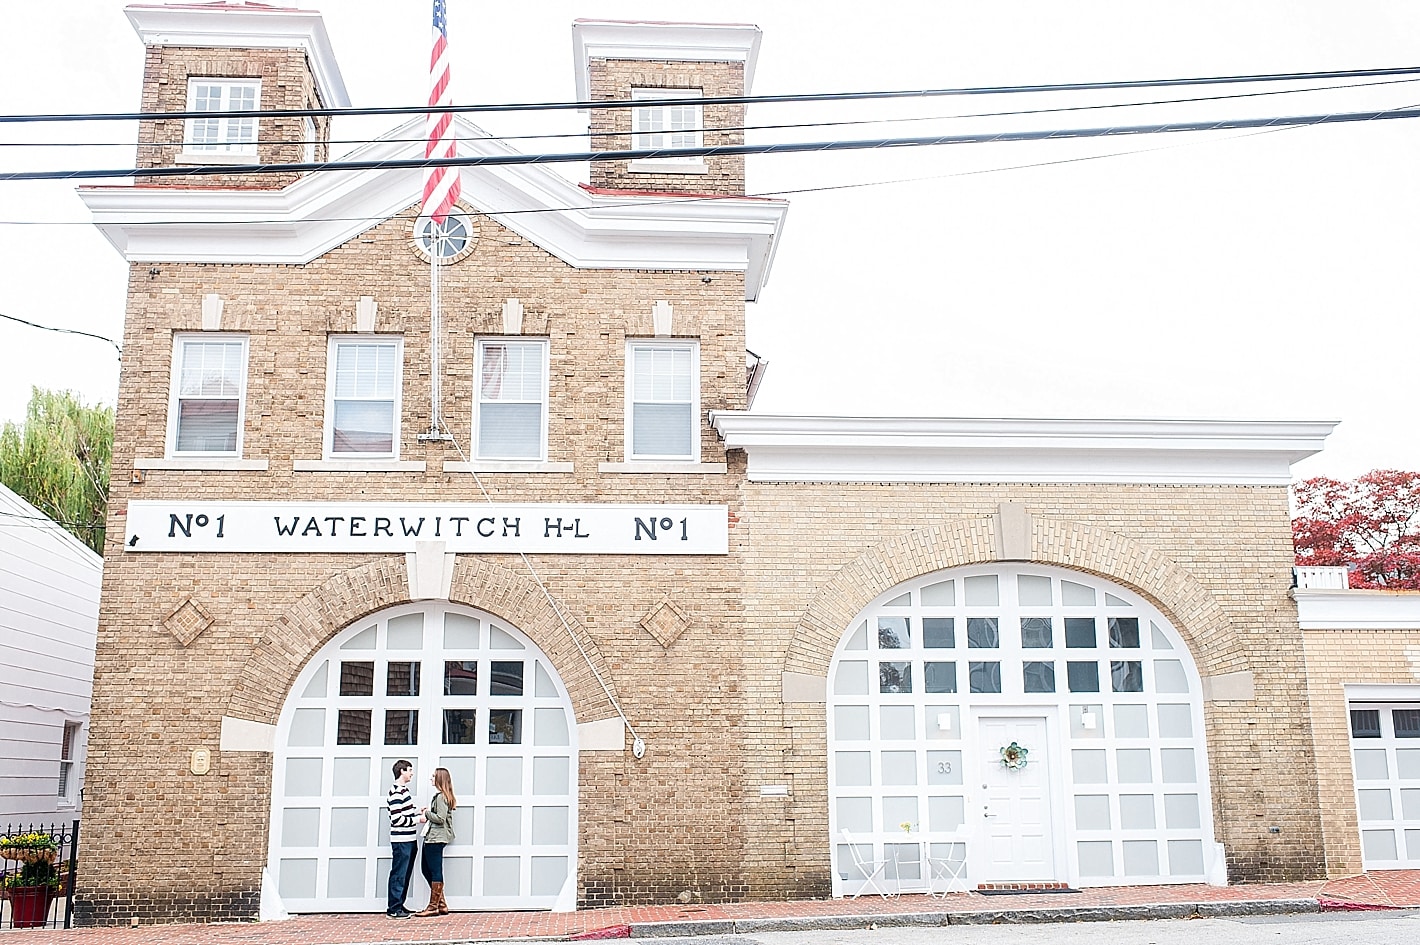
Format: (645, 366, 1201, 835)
(1349, 703, 1420, 868)
(269, 602, 577, 911)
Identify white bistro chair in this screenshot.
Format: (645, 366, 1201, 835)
(839, 829, 893, 899)
(925, 833, 969, 897)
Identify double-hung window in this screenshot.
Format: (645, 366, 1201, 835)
(58, 721, 80, 803)
(326, 338, 402, 457)
(185, 78, 260, 155)
(475, 339, 548, 460)
(168, 335, 248, 455)
(627, 341, 699, 461)
(631, 88, 705, 171)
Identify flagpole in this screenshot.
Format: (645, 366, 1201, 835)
(429, 223, 442, 437)
(418, 0, 456, 444)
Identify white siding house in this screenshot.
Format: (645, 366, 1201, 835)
(0, 483, 101, 824)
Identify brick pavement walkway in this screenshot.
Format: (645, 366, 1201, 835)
(6, 872, 1418, 944)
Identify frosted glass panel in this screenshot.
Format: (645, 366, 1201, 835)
(1117, 748, 1152, 783)
(282, 807, 319, 846)
(327, 858, 365, 898)
(835, 661, 869, 695)
(441, 756, 476, 793)
(386, 612, 423, 649)
(1151, 623, 1173, 649)
(443, 612, 479, 648)
(485, 806, 522, 844)
(1105, 593, 1129, 607)
(927, 750, 963, 785)
(844, 621, 867, 650)
(880, 705, 916, 740)
(836, 751, 872, 786)
(279, 859, 317, 898)
(1075, 794, 1111, 830)
(838, 796, 873, 833)
(928, 795, 965, 831)
(1162, 748, 1196, 783)
(531, 856, 568, 896)
(1071, 704, 1105, 739)
(340, 625, 376, 649)
(1359, 789, 1394, 820)
(1073, 749, 1108, 783)
(533, 756, 569, 795)
(1017, 575, 1053, 606)
(1078, 841, 1114, 876)
(1157, 704, 1193, 738)
(451, 805, 475, 839)
(486, 757, 523, 794)
(535, 661, 558, 697)
(483, 856, 521, 896)
(1114, 704, 1149, 738)
(330, 807, 368, 846)
(836, 706, 870, 741)
(302, 661, 328, 698)
(1168, 839, 1204, 875)
(1154, 660, 1188, 693)
(533, 707, 570, 746)
(489, 626, 525, 650)
(332, 757, 371, 796)
(286, 758, 323, 796)
(1354, 748, 1389, 780)
(1362, 829, 1398, 860)
(964, 574, 999, 605)
(532, 807, 568, 845)
(1402, 789, 1420, 819)
(883, 592, 910, 607)
(289, 708, 326, 747)
(1061, 580, 1095, 605)
(1164, 793, 1201, 829)
(1408, 830, 1420, 859)
(1123, 840, 1159, 876)
(927, 706, 961, 740)
(882, 795, 919, 830)
(921, 580, 955, 605)
(1398, 749, 1420, 778)
(1119, 794, 1155, 829)
(881, 750, 917, 785)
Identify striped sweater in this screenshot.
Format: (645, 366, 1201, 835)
(387, 781, 419, 843)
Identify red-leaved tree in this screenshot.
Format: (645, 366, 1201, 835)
(1292, 469, 1420, 589)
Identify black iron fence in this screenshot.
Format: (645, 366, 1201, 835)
(1, 821, 79, 930)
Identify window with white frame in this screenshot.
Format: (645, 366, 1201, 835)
(185, 78, 260, 154)
(302, 114, 317, 164)
(169, 335, 249, 455)
(627, 341, 699, 461)
(631, 88, 703, 166)
(326, 338, 402, 457)
(475, 339, 547, 460)
(58, 721, 80, 802)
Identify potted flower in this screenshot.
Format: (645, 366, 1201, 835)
(1, 833, 61, 928)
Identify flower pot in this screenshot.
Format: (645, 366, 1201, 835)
(1, 849, 57, 866)
(5, 885, 54, 928)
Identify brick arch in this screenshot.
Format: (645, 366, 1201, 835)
(224, 556, 621, 728)
(782, 514, 1245, 679)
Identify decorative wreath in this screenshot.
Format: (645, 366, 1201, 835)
(1000, 741, 1030, 770)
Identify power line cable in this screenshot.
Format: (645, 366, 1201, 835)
(0, 311, 122, 356)
(7, 65, 1420, 124)
(6, 105, 1420, 183)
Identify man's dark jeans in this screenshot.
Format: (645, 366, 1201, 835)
(388, 841, 417, 913)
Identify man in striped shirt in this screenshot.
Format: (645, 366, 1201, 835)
(386, 759, 424, 917)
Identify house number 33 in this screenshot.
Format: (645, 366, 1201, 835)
(937, 761, 953, 774)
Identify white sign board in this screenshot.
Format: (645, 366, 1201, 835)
(123, 501, 728, 555)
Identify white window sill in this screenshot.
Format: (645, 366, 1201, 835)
(598, 461, 727, 474)
(176, 151, 259, 165)
(293, 459, 427, 472)
(137, 457, 269, 471)
(629, 158, 709, 174)
(444, 461, 574, 474)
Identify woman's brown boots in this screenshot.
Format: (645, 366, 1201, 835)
(413, 882, 445, 917)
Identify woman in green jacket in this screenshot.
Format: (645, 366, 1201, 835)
(414, 767, 457, 916)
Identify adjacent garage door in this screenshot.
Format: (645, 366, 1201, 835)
(1349, 703, 1420, 868)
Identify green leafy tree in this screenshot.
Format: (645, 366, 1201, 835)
(0, 388, 113, 555)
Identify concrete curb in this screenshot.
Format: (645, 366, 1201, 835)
(628, 898, 1324, 937)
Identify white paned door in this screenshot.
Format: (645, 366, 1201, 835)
(977, 716, 1055, 882)
(1349, 703, 1420, 868)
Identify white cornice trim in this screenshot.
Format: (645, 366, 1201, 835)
(78, 117, 786, 301)
(1294, 589, 1420, 630)
(572, 20, 762, 100)
(708, 414, 1338, 485)
(125, 4, 350, 107)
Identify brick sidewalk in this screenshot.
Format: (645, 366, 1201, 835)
(8, 872, 1419, 944)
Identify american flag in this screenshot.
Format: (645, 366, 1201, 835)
(422, 0, 460, 224)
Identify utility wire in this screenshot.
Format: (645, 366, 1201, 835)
(6, 65, 1420, 124)
(0, 311, 122, 356)
(7, 105, 1420, 183)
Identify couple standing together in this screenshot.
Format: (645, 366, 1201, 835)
(386, 759, 457, 918)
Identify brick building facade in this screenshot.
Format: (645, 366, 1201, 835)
(74, 2, 1418, 927)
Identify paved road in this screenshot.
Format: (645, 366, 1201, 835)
(646, 911, 1420, 945)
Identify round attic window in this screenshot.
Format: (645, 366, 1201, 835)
(412, 210, 476, 264)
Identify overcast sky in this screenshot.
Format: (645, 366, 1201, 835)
(3, 0, 1419, 481)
